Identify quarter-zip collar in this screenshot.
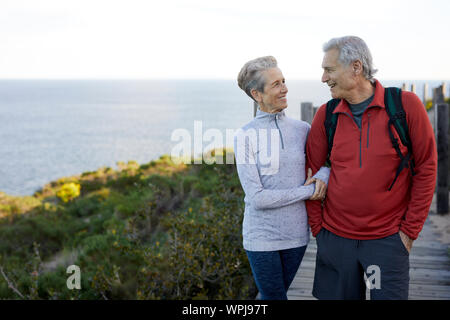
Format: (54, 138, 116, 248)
(329, 80, 386, 169)
(332, 79, 386, 115)
(254, 108, 286, 149)
(255, 108, 286, 120)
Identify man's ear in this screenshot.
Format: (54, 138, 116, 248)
(251, 89, 262, 103)
(352, 60, 363, 76)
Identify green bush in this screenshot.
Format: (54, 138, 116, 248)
(67, 195, 103, 217)
(0, 150, 256, 300)
(137, 166, 255, 300)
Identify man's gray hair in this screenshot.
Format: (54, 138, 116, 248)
(323, 36, 378, 81)
(237, 56, 277, 101)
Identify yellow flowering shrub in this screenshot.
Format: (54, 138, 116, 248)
(56, 183, 81, 203)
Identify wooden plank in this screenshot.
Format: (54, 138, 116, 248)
(409, 295, 449, 300)
(408, 283, 450, 294)
(289, 280, 450, 299)
(292, 265, 450, 284)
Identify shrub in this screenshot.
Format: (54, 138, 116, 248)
(0, 150, 256, 300)
(137, 166, 255, 300)
(56, 183, 81, 203)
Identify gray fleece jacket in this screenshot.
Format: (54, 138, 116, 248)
(234, 108, 330, 251)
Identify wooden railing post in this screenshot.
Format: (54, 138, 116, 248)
(436, 100, 449, 215)
(423, 83, 429, 105)
(433, 86, 444, 137)
(432, 85, 449, 215)
(301, 102, 314, 124)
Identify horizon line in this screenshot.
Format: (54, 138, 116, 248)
(0, 77, 449, 82)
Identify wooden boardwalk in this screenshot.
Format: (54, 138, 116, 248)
(288, 203, 450, 300)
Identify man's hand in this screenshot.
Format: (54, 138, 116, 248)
(399, 230, 413, 253)
(304, 168, 327, 200)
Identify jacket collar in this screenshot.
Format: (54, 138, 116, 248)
(255, 107, 286, 120)
(333, 79, 385, 114)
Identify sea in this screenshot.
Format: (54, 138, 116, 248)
(0, 79, 447, 196)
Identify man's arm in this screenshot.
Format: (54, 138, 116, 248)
(400, 92, 437, 241)
(305, 105, 330, 236)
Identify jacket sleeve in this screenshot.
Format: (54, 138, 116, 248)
(305, 105, 330, 236)
(312, 166, 331, 185)
(234, 129, 315, 210)
(400, 92, 437, 240)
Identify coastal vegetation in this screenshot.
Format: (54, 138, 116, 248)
(0, 150, 256, 299)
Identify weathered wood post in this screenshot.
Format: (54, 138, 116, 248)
(402, 83, 407, 91)
(435, 85, 446, 101)
(436, 101, 449, 215)
(410, 83, 416, 94)
(434, 86, 449, 215)
(423, 83, 429, 105)
(433, 86, 446, 135)
(301, 102, 314, 124)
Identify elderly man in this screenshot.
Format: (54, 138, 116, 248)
(306, 36, 437, 300)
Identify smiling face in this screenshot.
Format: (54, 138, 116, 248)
(321, 48, 357, 100)
(252, 67, 288, 113)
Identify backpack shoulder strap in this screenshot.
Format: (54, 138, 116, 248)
(384, 87, 411, 148)
(324, 99, 340, 166)
(384, 87, 416, 191)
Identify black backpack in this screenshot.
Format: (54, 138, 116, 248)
(324, 87, 415, 191)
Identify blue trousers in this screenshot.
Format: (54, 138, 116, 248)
(245, 246, 307, 300)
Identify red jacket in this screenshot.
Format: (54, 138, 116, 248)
(306, 80, 437, 240)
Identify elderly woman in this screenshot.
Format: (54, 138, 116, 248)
(234, 56, 329, 300)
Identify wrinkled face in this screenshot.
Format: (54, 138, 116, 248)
(321, 48, 356, 100)
(253, 67, 288, 113)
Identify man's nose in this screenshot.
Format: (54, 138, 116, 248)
(321, 72, 328, 83)
(281, 82, 288, 93)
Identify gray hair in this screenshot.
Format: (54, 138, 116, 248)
(323, 36, 377, 81)
(237, 56, 278, 101)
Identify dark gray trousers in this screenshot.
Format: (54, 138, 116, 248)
(313, 228, 410, 300)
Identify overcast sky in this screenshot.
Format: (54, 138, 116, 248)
(0, 0, 449, 80)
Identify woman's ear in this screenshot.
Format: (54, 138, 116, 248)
(251, 89, 262, 103)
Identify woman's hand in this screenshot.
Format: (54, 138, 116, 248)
(304, 168, 327, 200)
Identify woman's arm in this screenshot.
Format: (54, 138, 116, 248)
(234, 130, 315, 210)
(313, 166, 330, 185)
